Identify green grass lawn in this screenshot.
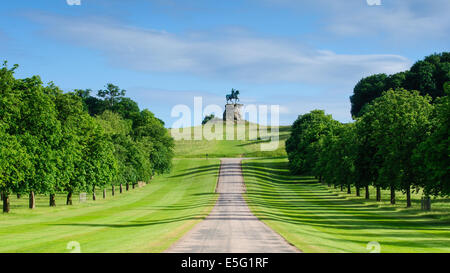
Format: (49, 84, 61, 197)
(172, 122, 291, 158)
(3, 124, 449, 253)
(0, 158, 220, 253)
(242, 157, 450, 253)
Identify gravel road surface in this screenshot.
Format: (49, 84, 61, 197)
(166, 158, 300, 253)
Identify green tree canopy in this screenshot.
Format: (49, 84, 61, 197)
(0, 62, 174, 212)
(202, 114, 216, 125)
(285, 110, 339, 175)
(97, 83, 126, 109)
(315, 123, 357, 193)
(350, 73, 388, 117)
(414, 82, 450, 197)
(405, 52, 450, 99)
(350, 52, 449, 118)
(358, 89, 433, 206)
(132, 109, 174, 174)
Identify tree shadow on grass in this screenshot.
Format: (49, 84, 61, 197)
(51, 214, 208, 228)
(128, 199, 217, 212)
(242, 159, 450, 239)
(169, 164, 220, 178)
(236, 132, 290, 147)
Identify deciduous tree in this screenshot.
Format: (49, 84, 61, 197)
(286, 110, 339, 175)
(359, 89, 433, 206)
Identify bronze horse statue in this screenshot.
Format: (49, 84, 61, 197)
(226, 88, 240, 104)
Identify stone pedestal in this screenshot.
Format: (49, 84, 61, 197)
(223, 104, 243, 122)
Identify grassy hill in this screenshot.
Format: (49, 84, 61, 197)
(172, 120, 291, 158)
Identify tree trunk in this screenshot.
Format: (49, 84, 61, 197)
(132, 183, 135, 189)
(390, 186, 395, 205)
(17, 193, 21, 199)
(66, 192, 73, 205)
(334, 184, 337, 189)
(49, 193, 56, 207)
(120, 184, 123, 193)
(29, 191, 36, 209)
(347, 185, 351, 194)
(3, 193, 10, 213)
(0, 192, 3, 201)
(356, 187, 360, 197)
(327, 182, 331, 187)
(376, 186, 381, 201)
(425, 196, 431, 211)
(365, 185, 370, 200)
(126, 183, 129, 191)
(92, 186, 96, 201)
(112, 185, 115, 196)
(103, 189, 106, 199)
(406, 185, 411, 208)
(340, 185, 343, 191)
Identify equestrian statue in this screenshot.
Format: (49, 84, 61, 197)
(226, 88, 240, 104)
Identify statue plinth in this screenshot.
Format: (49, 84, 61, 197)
(223, 104, 243, 122)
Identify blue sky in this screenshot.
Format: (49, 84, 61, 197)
(1, 0, 449, 126)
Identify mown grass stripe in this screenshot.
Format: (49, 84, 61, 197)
(0, 158, 220, 253)
(243, 157, 450, 253)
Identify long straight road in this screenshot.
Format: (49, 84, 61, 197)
(166, 158, 300, 253)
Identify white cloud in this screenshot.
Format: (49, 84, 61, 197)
(329, 3, 449, 40)
(31, 14, 411, 86)
(66, 0, 81, 6)
(278, 105, 290, 115)
(130, 87, 224, 108)
(262, 0, 450, 42)
(366, 0, 382, 6)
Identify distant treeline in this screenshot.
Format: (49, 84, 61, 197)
(286, 53, 449, 209)
(0, 62, 174, 213)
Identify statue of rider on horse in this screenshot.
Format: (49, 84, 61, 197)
(226, 88, 240, 104)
